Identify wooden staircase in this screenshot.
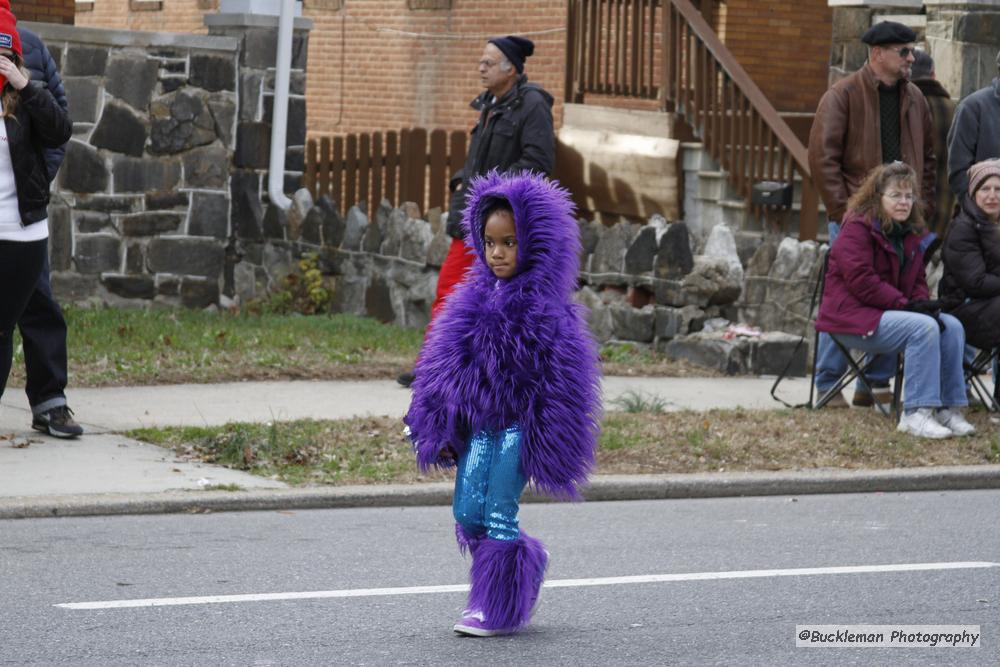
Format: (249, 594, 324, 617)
(564, 0, 822, 241)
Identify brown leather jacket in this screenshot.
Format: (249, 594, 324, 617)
(808, 64, 936, 224)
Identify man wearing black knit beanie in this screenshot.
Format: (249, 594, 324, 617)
(397, 35, 554, 387)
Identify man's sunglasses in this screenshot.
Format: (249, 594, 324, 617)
(883, 46, 914, 58)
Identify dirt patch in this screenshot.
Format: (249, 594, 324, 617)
(133, 408, 1000, 487)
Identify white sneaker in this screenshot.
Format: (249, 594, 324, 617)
(897, 409, 953, 439)
(935, 409, 976, 436)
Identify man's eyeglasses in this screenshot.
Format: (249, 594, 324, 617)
(479, 59, 502, 69)
(883, 46, 914, 58)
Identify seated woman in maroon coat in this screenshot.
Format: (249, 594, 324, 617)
(815, 162, 974, 439)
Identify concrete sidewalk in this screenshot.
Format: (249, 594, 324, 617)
(2, 375, 998, 519)
(1, 376, 811, 432)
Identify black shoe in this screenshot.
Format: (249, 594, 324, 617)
(397, 371, 416, 388)
(32, 405, 84, 438)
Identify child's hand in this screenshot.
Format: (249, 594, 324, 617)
(0, 56, 28, 90)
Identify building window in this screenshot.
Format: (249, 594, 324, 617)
(129, 0, 164, 11)
(408, 0, 451, 9)
(305, 0, 343, 9)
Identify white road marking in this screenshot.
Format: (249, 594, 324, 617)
(56, 561, 998, 610)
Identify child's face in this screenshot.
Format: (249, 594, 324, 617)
(484, 210, 518, 278)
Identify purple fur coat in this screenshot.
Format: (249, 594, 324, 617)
(404, 171, 601, 499)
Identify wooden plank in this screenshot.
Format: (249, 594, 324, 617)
(597, 0, 615, 95)
(747, 111, 758, 184)
(450, 130, 467, 179)
(734, 91, 745, 198)
(660, 0, 670, 107)
(630, 0, 640, 96)
(398, 128, 410, 203)
(723, 75, 744, 194)
(371, 131, 384, 214)
(799, 170, 819, 241)
(385, 131, 398, 206)
(358, 133, 371, 215)
(615, 0, 628, 95)
(331, 136, 344, 208)
(616, 0, 626, 95)
(647, 0, 656, 98)
(673, 10, 683, 110)
(565, 0, 576, 103)
(709, 62, 719, 158)
(584, 0, 600, 93)
(701, 45, 710, 151)
(304, 139, 317, 199)
(318, 136, 331, 201)
(345, 133, 358, 210)
(765, 127, 776, 181)
(405, 127, 428, 215)
(428, 129, 448, 211)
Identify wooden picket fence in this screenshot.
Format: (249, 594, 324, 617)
(303, 128, 468, 218)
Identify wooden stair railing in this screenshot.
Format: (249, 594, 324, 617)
(565, 0, 821, 240)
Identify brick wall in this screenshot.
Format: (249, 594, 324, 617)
(75, 0, 832, 132)
(301, 0, 570, 135)
(74, 0, 208, 33)
(720, 0, 832, 113)
(12, 0, 75, 25)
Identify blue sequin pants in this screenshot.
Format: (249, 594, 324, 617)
(452, 425, 526, 542)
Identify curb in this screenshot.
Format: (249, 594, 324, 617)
(2, 464, 1000, 520)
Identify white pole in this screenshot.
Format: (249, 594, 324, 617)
(267, 0, 294, 210)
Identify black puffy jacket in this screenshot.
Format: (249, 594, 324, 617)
(18, 27, 67, 182)
(446, 75, 555, 238)
(3, 80, 73, 226)
(939, 195, 1000, 348)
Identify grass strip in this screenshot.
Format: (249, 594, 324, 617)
(8, 308, 716, 387)
(130, 409, 1000, 486)
(9, 307, 424, 387)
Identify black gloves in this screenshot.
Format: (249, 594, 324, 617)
(904, 299, 942, 316)
(903, 299, 945, 331)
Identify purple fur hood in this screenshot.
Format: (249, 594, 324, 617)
(404, 171, 602, 499)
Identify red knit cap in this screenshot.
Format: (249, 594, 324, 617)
(0, 0, 21, 57)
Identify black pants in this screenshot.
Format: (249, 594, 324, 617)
(0, 239, 47, 399)
(17, 251, 69, 413)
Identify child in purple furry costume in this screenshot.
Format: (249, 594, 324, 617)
(404, 171, 601, 637)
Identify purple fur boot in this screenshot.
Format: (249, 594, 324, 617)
(455, 523, 483, 557)
(456, 532, 548, 635)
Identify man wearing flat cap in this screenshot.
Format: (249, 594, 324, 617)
(947, 49, 1000, 200)
(807, 20, 936, 409)
(397, 35, 554, 387)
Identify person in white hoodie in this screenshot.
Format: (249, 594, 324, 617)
(0, 0, 72, 403)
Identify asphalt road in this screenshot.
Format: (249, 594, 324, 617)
(1, 491, 997, 666)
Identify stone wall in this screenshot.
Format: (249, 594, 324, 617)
(243, 193, 813, 375)
(925, 0, 1000, 98)
(827, 1, 926, 85)
(28, 16, 311, 309)
(826, 1, 999, 98)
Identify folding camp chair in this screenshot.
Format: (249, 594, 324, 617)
(811, 337, 904, 418)
(808, 253, 903, 419)
(964, 347, 1000, 412)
